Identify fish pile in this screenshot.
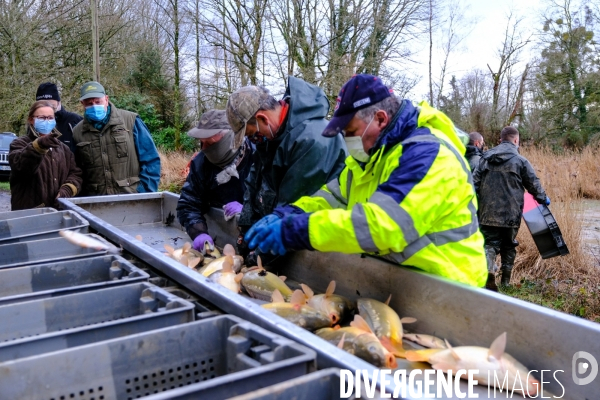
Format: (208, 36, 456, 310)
(162, 245, 544, 394)
(257, 283, 408, 369)
(258, 272, 542, 394)
(263, 289, 332, 330)
(198, 244, 242, 276)
(164, 242, 203, 269)
(405, 333, 541, 397)
(316, 315, 397, 369)
(241, 257, 293, 301)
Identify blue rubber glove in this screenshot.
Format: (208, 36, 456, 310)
(245, 214, 280, 243)
(192, 233, 214, 253)
(545, 196, 551, 206)
(245, 215, 286, 255)
(257, 219, 286, 255)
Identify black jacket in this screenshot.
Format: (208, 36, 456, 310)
(55, 107, 83, 153)
(465, 145, 483, 172)
(473, 141, 546, 228)
(177, 139, 253, 239)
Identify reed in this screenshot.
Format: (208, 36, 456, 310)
(504, 146, 600, 321)
(158, 150, 195, 193)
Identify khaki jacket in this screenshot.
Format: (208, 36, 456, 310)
(72, 104, 140, 195)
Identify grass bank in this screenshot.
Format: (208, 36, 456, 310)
(0, 181, 9, 191)
(507, 146, 600, 321)
(158, 151, 193, 193)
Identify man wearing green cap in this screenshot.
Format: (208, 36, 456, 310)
(72, 81, 161, 195)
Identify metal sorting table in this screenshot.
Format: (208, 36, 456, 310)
(0, 207, 57, 220)
(0, 201, 326, 400)
(59, 192, 600, 399)
(0, 209, 89, 243)
(0, 234, 113, 269)
(229, 368, 347, 400)
(0, 254, 149, 306)
(0, 315, 316, 400)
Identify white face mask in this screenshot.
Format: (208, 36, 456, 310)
(344, 136, 370, 162)
(343, 116, 373, 162)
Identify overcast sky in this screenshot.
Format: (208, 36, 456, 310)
(405, 0, 545, 99)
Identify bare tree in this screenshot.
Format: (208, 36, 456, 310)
(200, 0, 267, 86)
(486, 11, 530, 134)
(427, 0, 435, 105)
(507, 63, 529, 125)
(433, 0, 472, 108)
(152, 0, 190, 149)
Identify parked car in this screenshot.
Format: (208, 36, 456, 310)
(0, 132, 17, 178)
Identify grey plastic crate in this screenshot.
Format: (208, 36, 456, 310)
(0, 255, 150, 306)
(0, 282, 194, 344)
(0, 283, 195, 362)
(0, 315, 316, 400)
(0, 234, 114, 269)
(0, 207, 57, 220)
(0, 210, 89, 243)
(228, 369, 351, 400)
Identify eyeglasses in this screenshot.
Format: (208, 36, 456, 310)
(33, 116, 55, 121)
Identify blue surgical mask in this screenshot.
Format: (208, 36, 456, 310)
(85, 105, 107, 122)
(34, 118, 56, 135)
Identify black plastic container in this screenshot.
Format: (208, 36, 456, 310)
(522, 193, 569, 259)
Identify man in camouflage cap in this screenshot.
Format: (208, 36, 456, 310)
(177, 109, 254, 254)
(226, 76, 347, 263)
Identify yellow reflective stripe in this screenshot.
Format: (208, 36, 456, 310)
(369, 191, 419, 244)
(350, 203, 378, 252)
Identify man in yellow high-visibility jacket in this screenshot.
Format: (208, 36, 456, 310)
(245, 74, 487, 287)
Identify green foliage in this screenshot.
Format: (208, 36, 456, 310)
(534, 4, 600, 147)
(151, 127, 196, 152)
(501, 278, 599, 320)
(111, 93, 164, 133)
(111, 92, 196, 151)
(0, 181, 9, 191)
(563, 130, 585, 149)
(163, 182, 184, 194)
(127, 46, 169, 95)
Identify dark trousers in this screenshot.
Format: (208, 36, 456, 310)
(480, 225, 519, 272)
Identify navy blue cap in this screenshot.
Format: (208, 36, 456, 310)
(322, 74, 393, 137)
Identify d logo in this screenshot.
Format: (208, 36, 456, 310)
(572, 351, 598, 385)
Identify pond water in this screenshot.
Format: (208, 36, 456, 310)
(582, 199, 600, 256)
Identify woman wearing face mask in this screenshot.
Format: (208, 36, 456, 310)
(176, 110, 254, 253)
(8, 100, 82, 210)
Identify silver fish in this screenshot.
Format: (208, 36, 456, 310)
(59, 230, 120, 253)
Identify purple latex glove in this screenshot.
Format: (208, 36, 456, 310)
(223, 201, 243, 221)
(192, 233, 214, 253)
